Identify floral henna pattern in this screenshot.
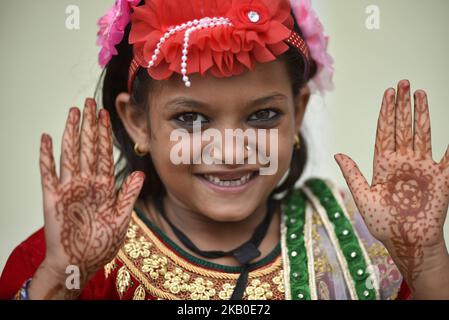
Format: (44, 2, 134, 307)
(380, 163, 435, 283)
(39, 98, 145, 297)
(335, 80, 449, 292)
(382, 164, 434, 220)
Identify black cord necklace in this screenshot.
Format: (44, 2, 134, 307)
(153, 195, 277, 300)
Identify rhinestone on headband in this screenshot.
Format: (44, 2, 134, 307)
(247, 11, 260, 23)
(147, 17, 234, 88)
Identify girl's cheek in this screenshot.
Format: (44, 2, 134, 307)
(277, 145, 294, 177)
(272, 126, 295, 174)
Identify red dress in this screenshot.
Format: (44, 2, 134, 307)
(1, 181, 412, 300)
(0, 215, 411, 300)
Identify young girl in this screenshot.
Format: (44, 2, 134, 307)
(1, 0, 448, 300)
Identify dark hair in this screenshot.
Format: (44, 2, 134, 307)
(95, 6, 317, 203)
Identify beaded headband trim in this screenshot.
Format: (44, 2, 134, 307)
(127, 21, 310, 92)
(97, 0, 334, 94)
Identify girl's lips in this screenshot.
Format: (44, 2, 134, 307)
(195, 171, 260, 194)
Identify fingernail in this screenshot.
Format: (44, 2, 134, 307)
(387, 89, 395, 101)
(402, 80, 410, 90)
(416, 90, 426, 103)
(135, 171, 146, 181)
(387, 88, 395, 98)
(99, 109, 109, 126)
(41, 133, 51, 145)
(70, 107, 80, 121)
(85, 98, 97, 110)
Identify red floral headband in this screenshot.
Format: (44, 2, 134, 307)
(97, 0, 334, 94)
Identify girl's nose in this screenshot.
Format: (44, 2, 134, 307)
(202, 129, 254, 166)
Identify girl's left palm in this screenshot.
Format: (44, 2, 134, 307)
(335, 80, 449, 282)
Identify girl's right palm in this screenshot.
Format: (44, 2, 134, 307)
(39, 98, 145, 286)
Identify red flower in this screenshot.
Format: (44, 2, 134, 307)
(129, 0, 294, 81)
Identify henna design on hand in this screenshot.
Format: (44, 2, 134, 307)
(335, 80, 449, 291)
(39, 98, 145, 296)
(380, 163, 435, 283)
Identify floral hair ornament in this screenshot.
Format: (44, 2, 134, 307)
(290, 0, 334, 93)
(97, 0, 141, 68)
(96, 0, 334, 94)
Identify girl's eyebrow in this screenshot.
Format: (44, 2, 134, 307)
(250, 93, 288, 107)
(165, 97, 208, 111)
(164, 92, 288, 111)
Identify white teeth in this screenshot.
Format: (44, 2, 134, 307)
(203, 173, 253, 187)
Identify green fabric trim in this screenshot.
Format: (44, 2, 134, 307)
(283, 189, 311, 300)
(305, 178, 376, 300)
(133, 206, 281, 273)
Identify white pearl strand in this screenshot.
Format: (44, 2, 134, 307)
(147, 17, 233, 87)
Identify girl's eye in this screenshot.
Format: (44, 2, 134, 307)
(248, 109, 280, 122)
(175, 112, 209, 126)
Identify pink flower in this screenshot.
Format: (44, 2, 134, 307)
(290, 0, 334, 94)
(97, 0, 140, 68)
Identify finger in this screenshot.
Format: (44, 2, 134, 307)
(60, 107, 81, 184)
(413, 90, 432, 159)
(115, 172, 145, 235)
(440, 145, 449, 173)
(40, 134, 59, 199)
(395, 80, 413, 155)
(80, 98, 98, 178)
(375, 89, 396, 155)
(373, 88, 395, 185)
(97, 109, 115, 180)
(335, 154, 370, 209)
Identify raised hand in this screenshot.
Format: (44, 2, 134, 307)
(335, 80, 449, 296)
(32, 98, 145, 299)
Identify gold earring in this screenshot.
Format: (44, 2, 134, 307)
(294, 134, 301, 150)
(134, 143, 148, 157)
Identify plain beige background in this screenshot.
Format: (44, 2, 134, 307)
(1, 0, 448, 273)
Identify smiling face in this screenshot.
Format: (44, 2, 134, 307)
(117, 59, 310, 223)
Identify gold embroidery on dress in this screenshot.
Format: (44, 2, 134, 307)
(218, 283, 236, 300)
(311, 216, 332, 276)
(124, 235, 152, 259)
(114, 212, 285, 300)
(310, 210, 334, 300)
(133, 285, 146, 300)
(141, 254, 168, 279)
(163, 267, 190, 294)
(127, 223, 139, 239)
(367, 242, 389, 259)
(245, 279, 273, 300)
(189, 277, 217, 300)
(312, 212, 322, 226)
(116, 266, 133, 297)
(104, 258, 117, 279)
(318, 281, 330, 300)
(272, 270, 285, 293)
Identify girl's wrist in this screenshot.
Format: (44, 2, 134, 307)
(384, 237, 448, 270)
(419, 240, 449, 275)
(27, 260, 83, 300)
(403, 241, 449, 299)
